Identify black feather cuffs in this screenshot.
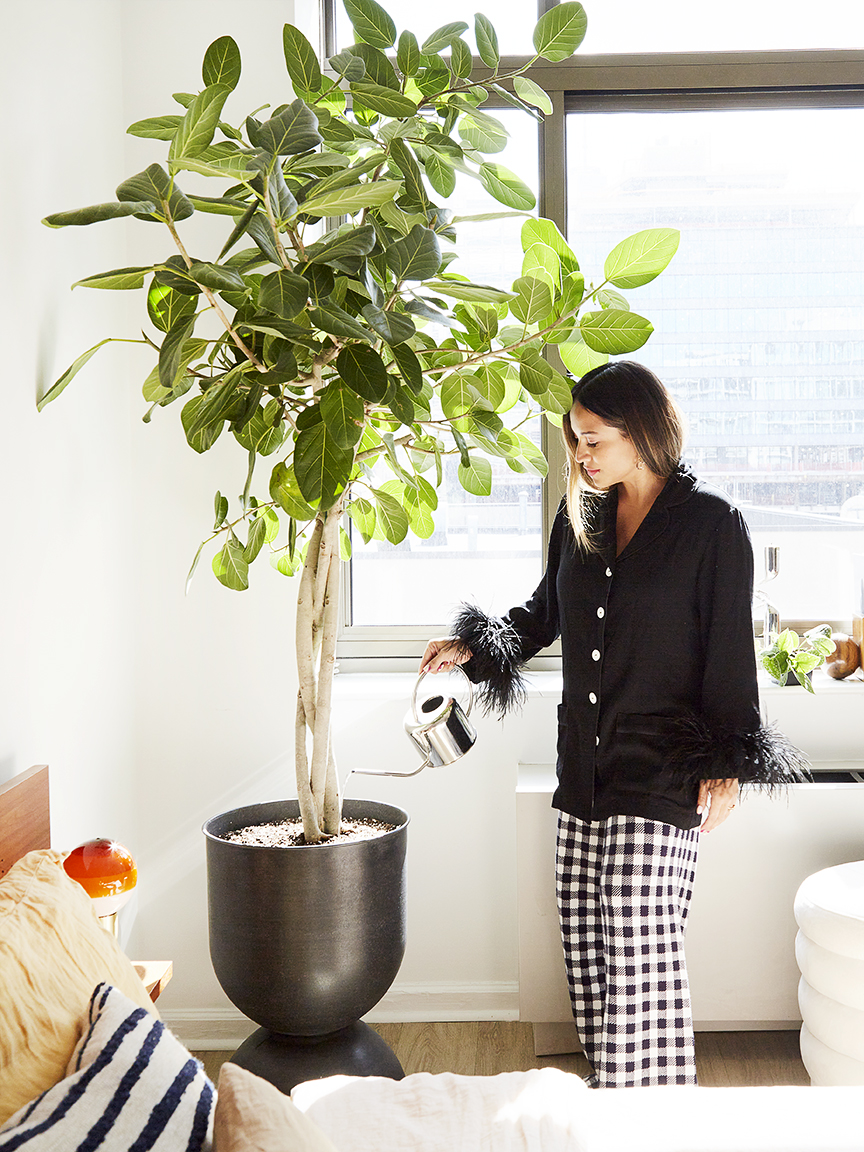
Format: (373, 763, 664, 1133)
(664, 714, 811, 792)
(450, 603, 528, 716)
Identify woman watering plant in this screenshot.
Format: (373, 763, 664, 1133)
(420, 360, 806, 1089)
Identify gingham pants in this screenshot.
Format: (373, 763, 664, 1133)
(556, 811, 699, 1088)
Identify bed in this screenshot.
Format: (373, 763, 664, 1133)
(1, 764, 862, 1152)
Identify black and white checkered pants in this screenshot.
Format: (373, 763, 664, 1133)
(556, 811, 699, 1088)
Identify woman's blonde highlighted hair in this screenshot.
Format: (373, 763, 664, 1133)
(561, 361, 685, 552)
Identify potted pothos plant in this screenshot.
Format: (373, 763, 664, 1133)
(760, 624, 834, 691)
(40, 0, 678, 1084)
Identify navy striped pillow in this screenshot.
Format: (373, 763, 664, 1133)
(0, 984, 214, 1151)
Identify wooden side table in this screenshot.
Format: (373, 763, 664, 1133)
(133, 960, 173, 1002)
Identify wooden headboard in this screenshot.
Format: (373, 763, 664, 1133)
(0, 765, 50, 880)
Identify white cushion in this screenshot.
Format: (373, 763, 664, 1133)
(800, 1023, 864, 1087)
(794, 861, 864, 960)
(798, 976, 864, 1063)
(0, 984, 214, 1151)
(795, 930, 864, 1010)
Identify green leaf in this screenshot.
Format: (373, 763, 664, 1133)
(604, 227, 680, 289)
(458, 454, 492, 496)
(521, 243, 560, 291)
(159, 314, 197, 389)
(127, 115, 182, 140)
(558, 335, 608, 377)
(203, 35, 242, 90)
(350, 82, 418, 118)
(244, 516, 267, 564)
(337, 344, 388, 402)
(422, 150, 456, 197)
(441, 373, 483, 419)
(214, 491, 229, 529)
(450, 37, 473, 79)
(460, 112, 509, 155)
(478, 163, 535, 210)
(169, 85, 231, 161)
(343, 0, 397, 49)
(388, 138, 427, 206)
(147, 281, 197, 333)
(385, 223, 442, 281)
(535, 370, 574, 415)
(320, 379, 366, 447)
(510, 275, 553, 324)
(300, 179, 402, 218)
(116, 163, 194, 223)
(521, 219, 578, 271)
(181, 394, 224, 452)
(258, 269, 309, 318)
(172, 153, 256, 182)
(304, 223, 377, 264)
(233, 400, 287, 455)
(518, 348, 553, 395)
(309, 304, 373, 342)
(342, 42, 399, 88)
(294, 421, 355, 506)
(257, 100, 322, 156)
(391, 342, 424, 393)
(72, 266, 153, 290)
(270, 460, 316, 519)
(329, 50, 366, 81)
(474, 14, 500, 68)
(42, 201, 156, 228)
(182, 369, 242, 440)
(361, 304, 416, 344)
(579, 309, 654, 354)
(372, 488, 409, 544)
(397, 31, 421, 76)
(425, 278, 514, 303)
(533, 1, 588, 62)
(36, 338, 114, 410)
(421, 21, 469, 53)
(282, 24, 322, 93)
(212, 538, 249, 590)
(597, 288, 630, 311)
(513, 76, 553, 114)
(348, 497, 377, 543)
(188, 261, 246, 293)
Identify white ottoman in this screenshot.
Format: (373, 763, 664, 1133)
(794, 860, 864, 1085)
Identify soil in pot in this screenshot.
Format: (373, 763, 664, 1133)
(222, 816, 397, 847)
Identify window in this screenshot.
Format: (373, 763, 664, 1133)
(327, 1, 864, 656)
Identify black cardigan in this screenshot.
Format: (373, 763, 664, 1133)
(453, 466, 808, 830)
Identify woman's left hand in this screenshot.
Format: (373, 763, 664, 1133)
(697, 778, 739, 832)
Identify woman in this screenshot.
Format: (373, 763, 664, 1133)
(420, 361, 806, 1089)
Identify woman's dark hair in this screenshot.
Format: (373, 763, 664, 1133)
(561, 361, 685, 551)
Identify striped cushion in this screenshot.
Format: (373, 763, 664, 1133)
(0, 984, 214, 1151)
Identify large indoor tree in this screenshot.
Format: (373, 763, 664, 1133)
(41, 0, 678, 842)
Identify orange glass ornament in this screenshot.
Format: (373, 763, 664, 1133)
(64, 839, 138, 918)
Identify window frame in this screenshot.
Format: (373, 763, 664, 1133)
(323, 4, 864, 659)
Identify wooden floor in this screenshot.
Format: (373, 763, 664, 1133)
(194, 1022, 808, 1087)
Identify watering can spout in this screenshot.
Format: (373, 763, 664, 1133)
(353, 668, 476, 778)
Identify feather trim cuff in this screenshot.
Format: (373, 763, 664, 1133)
(665, 715, 811, 792)
(450, 603, 528, 716)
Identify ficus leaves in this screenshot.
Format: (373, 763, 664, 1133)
(40, 0, 678, 592)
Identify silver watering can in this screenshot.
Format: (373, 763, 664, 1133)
(354, 667, 476, 778)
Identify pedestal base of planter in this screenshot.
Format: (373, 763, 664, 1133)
(229, 1022, 404, 1094)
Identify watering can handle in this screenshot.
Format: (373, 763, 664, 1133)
(412, 665, 474, 725)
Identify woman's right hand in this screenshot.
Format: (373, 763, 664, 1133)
(419, 638, 472, 674)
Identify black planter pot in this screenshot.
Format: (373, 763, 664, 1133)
(203, 798, 408, 1092)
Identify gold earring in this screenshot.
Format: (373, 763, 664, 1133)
(636, 458, 643, 469)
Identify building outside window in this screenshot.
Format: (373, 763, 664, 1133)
(327, 0, 864, 656)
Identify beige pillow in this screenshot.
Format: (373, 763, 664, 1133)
(214, 1063, 340, 1152)
(0, 849, 157, 1125)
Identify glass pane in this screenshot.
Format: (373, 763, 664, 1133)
(580, 0, 864, 52)
(351, 112, 543, 627)
(335, 0, 539, 57)
(566, 106, 864, 622)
